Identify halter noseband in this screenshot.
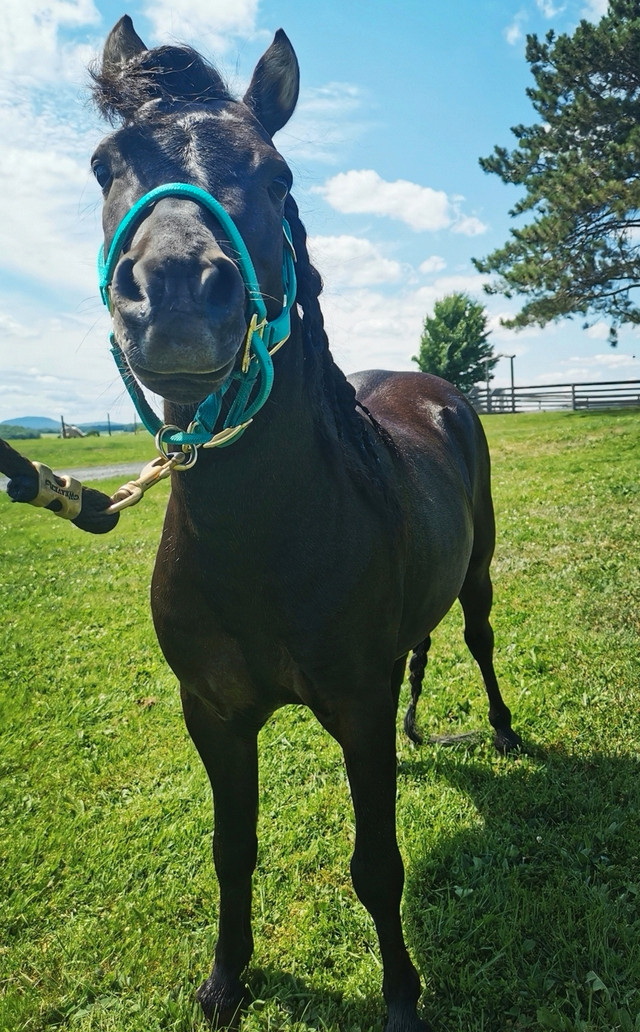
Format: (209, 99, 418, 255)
(98, 182, 297, 455)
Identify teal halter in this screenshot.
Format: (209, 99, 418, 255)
(98, 182, 296, 452)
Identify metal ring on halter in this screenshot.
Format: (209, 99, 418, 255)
(154, 425, 199, 468)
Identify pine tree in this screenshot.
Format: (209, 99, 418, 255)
(473, 0, 640, 343)
(412, 293, 497, 393)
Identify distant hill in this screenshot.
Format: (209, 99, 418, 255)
(2, 417, 135, 434)
(2, 416, 59, 431)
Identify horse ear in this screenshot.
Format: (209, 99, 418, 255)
(102, 15, 147, 74)
(243, 29, 300, 137)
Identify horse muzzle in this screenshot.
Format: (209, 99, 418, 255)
(107, 211, 248, 401)
(99, 183, 296, 447)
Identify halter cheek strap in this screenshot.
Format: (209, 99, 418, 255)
(98, 182, 297, 454)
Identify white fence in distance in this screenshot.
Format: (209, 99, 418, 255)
(469, 379, 640, 414)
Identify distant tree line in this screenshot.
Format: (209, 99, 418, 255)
(0, 425, 41, 441)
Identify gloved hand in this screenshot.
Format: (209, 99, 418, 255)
(0, 438, 119, 534)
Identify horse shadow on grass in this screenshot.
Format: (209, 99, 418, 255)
(399, 738, 640, 1030)
(242, 967, 386, 1032)
(233, 738, 640, 1032)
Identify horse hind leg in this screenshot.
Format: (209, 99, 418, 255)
(458, 564, 522, 754)
(403, 637, 430, 745)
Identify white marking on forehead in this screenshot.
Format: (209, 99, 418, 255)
(173, 105, 276, 179)
(215, 109, 243, 123)
(177, 108, 244, 135)
(176, 110, 235, 178)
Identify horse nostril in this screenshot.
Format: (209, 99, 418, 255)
(113, 256, 145, 304)
(199, 260, 244, 314)
(111, 252, 245, 324)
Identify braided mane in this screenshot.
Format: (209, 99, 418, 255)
(283, 193, 394, 491)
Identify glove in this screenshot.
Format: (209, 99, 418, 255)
(0, 438, 119, 534)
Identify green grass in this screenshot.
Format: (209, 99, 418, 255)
(5, 433, 158, 471)
(1, 410, 638, 1032)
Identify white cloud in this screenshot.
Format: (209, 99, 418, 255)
(0, 92, 103, 297)
(316, 169, 452, 232)
(586, 321, 611, 340)
(280, 83, 369, 165)
(581, 0, 608, 21)
(322, 288, 420, 373)
(0, 0, 100, 81)
(536, 0, 565, 16)
(505, 17, 524, 46)
(419, 256, 446, 275)
(143, 0, 259, 53)
(309, 235, 402, 289)
(314, 170, 487, 237)
(486, 311, 543, 342)
(452, 214, 488, 237)
(321, 270, 489, 374)
(0, 299, 132, 424)
(565, 352, 639, 372)
(0, 311, 39, 340)
(532, 349, 640, 384)
(0, 145, 98, 294)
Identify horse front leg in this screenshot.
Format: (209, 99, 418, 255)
(181, 688, 259, 1029)
(337, 698, 429, 1032)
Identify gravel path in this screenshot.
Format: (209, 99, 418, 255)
(0, 462, 144, 491)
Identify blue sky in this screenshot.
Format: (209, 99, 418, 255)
(1, 0, 637, 424)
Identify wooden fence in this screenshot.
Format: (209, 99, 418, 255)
(469, 378, 640, 414)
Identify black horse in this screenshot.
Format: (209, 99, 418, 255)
(89, 17, 521, 1031)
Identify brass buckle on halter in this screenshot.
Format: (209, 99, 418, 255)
(241, 312, 267, 373)
(155, 425, 199, 468)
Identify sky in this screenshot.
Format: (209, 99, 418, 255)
(1, 0, 638, 425)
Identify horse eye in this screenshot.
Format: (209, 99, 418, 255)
(269, 177, 290, 204)
(92, 162, 112, 190)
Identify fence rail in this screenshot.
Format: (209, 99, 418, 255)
(469, 379, 640, 414)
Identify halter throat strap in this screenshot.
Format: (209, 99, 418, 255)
(98, 182, 297, 451)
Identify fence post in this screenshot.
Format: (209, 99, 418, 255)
(509, 354, 516, 413)
(571, 384, 576, 411)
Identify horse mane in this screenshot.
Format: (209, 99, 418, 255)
(90, 42, 396, 500)
(89, 45, 232, 125)
(283, 194, 396, 496)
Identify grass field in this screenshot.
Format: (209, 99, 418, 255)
(1, 410, 638, 1032)
(0, 432, 159, 472)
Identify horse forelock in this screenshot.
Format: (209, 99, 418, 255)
(90, 44, 232, 125)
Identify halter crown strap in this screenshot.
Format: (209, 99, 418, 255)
(98, 182, 296, 451)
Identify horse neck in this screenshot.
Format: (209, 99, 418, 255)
(163, 312, 328, 518)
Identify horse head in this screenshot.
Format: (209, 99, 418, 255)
(91, 16, 299, 406)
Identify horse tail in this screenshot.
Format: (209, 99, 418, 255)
(403, 637, 430, 745)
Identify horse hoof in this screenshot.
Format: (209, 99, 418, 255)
(196, 973, 245, 1029)
(384, 1009, 431, 1032)
(493, 727, 522, 755)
